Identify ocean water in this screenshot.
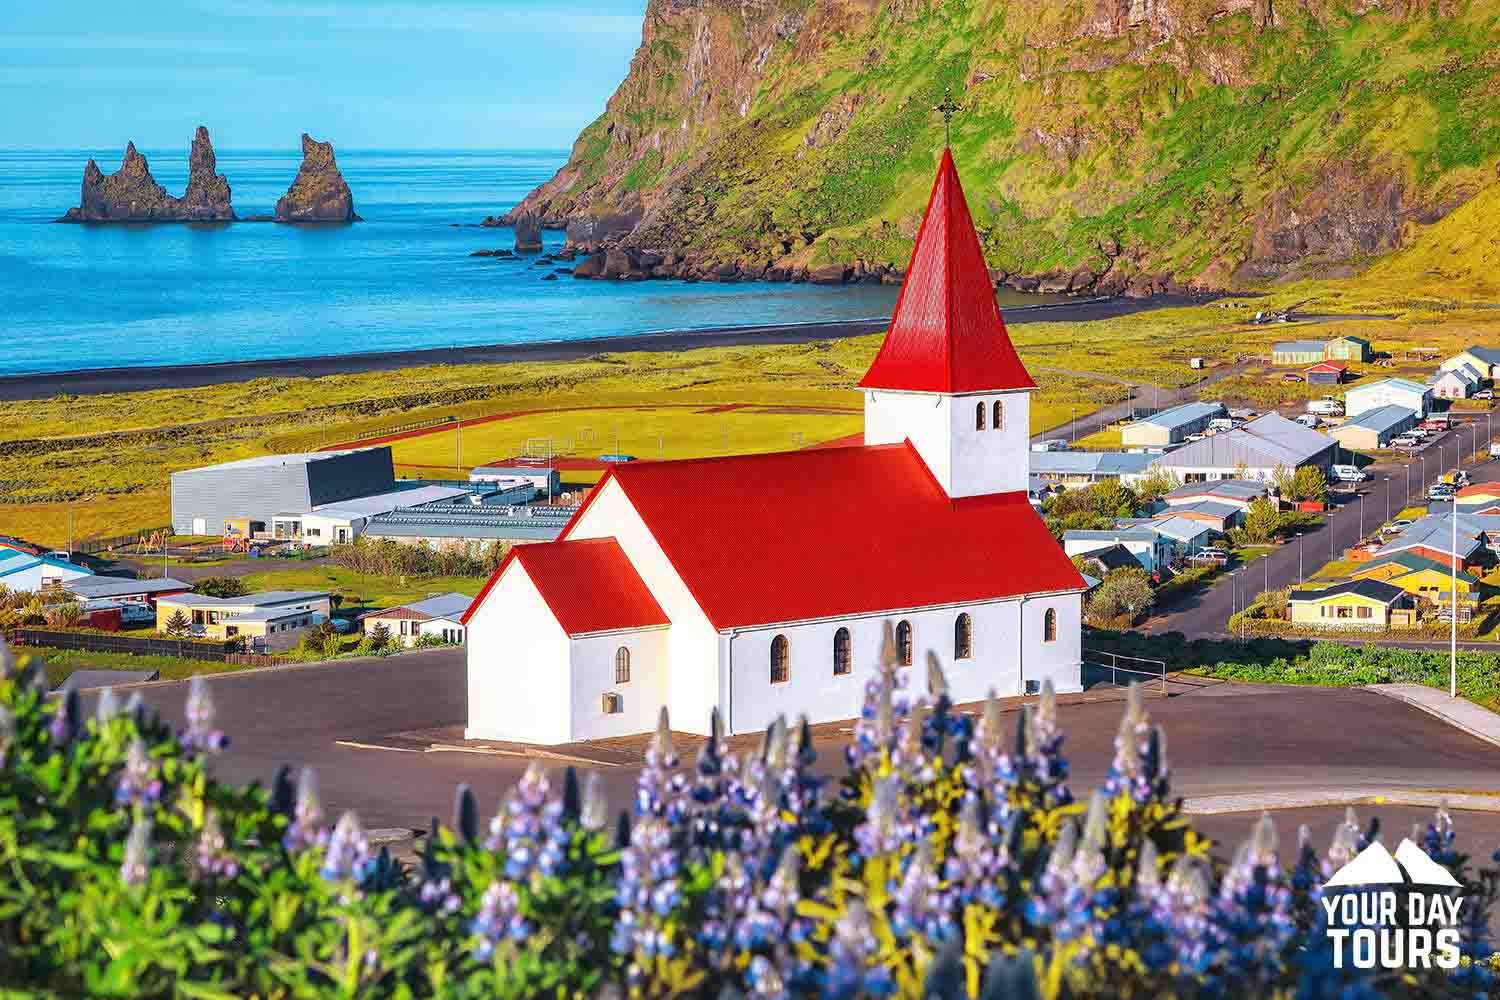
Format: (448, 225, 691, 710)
(0, 148, 919, 376)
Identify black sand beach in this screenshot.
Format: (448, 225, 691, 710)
(0, 294, 1204, 402)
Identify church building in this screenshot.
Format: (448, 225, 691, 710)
(462, 149, 1086, 744)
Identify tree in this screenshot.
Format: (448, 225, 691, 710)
(1243, 496, 1281, 543)
(1271, 464, 1296, 499)
(195, 576, 247, 599)
(1291, 466, 1328, 504)
(1085, 567, 1156, 625)
(368, 622, 391, 649)
(163, 609, 191, 637)
(1135, 468, 1181, 502)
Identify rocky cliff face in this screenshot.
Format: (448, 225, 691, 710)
(58, 126, 235, 223)
(275, 134, 359, 223)
(503, 0, 1498, 289)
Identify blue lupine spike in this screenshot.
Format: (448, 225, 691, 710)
(979, 948, 1040, 1000)
(921, 935, 964, 998)
(562, 766, 581, 821)
(615, 809, 632, 850)
(454, 783, 478, 844)
(270, 765, 296, 817)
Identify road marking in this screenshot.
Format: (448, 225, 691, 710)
(334, 739, 424, 753)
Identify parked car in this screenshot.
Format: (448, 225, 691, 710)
(1186, 432, 1206, 442)
(1407, 426, 1430, 439)
(1330, 464, 1367, 483)
(1308, 398, 1344, 416)
(1390, 434, 1421, 449)
(1428, 485, 1456, 501)
(1282, 373, 1305, 383)
(1381, 519, 1413, 535)
(1489, 441, 1500, 458)
(1295, 413, 1321, 428)
(1476, 389, 1494, 400)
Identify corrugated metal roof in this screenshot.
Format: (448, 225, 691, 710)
(1132, 401, 1224, 431)
(1028, 451, 1154, 476)
(1290, 579, 1406, 604)
(1273, 340, 1327, 354)
(306, 485, 471, 520)
(1347, 377, 1429, 397)
(1337, 404, 1416, 434)
(1164, 480, 1268, 503)
(1153, 412, 1333, 470)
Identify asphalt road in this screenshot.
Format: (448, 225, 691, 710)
(91, 653, 1500, 850)
(1147, 418, 1498, 638)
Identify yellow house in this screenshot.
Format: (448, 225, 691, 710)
(1289, 579, 1414, 629)
(1350, 553, 1482, 606)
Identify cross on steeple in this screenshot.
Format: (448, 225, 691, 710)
(935, 87, 962, 147)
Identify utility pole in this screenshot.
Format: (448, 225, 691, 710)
(1451, 507, 1459, 698)
(1298, 532, 1304, 583)
(1359, 494, 1365, 538)
(456, 420, 462, 474)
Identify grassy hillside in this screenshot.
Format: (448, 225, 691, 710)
(511, 0, 1500, 291)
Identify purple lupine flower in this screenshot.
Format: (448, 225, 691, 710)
(115, 738, 162, 807)
(180, 676, 227, 755)
(320, 810, 372, 882)
(853, 773, 902, 858)
(580, 770, 609, 832)
(0, 635, 14, 680)
(1208, 813, 1295, 987)
(472, 879, 529, 958)
(192, 809, 240, 880)
(121, 812, 153, 888)
(613, 707, 686, 974)
(283, 766, 327, 853)
(1024, 679, 1072, 808)
(418, 874, 461, 916)
(1160, 855, 1213, 975)
(890, 842, 947, 940)
(824, 901, 894, 998)
(48, 690, 74, 746)
(95, 687, 119, 726)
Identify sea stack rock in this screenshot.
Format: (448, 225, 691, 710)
(513, 213, 543, 253)
(57, 127, 235, 222)
(275, 133, 359, 222)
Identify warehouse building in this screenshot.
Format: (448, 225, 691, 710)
(1328, 404, 1418, 452)
(1028, 450, 1154, 486)
(1272, 336, 1372, 366)
(1119, 401, 1226, 447)
(282, 484, 473, 545)
(1344, 378, 1430, 420)
(171, 448, 395, 536)
(471, 465, 562, 496)
(363, 505, 578, 550)
(1148, 413, 1335, 482)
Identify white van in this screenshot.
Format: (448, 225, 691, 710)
(1294, 413, 1320, 428)
(1308, 398, 1344, 417)
(1330, 464, 1367, 483)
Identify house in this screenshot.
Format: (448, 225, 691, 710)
(1430, 364, 1483, 401)
(1289, 579, 1414, 629)
(154, 591, 333, 652)
(1119, 401, 1226, 448)
(361, 505, 576, 550)
(472, 465, 562, 497)
(1028, 450, 1155, 486)
(1070, 543, 1141, 577)
(1376, 515, 1488, 570)
(1455, 483, 1500, 505)
(1064, 528, 1173, 575)
(1271, 340, 1329, 366)
(361, 593, 472, 647)
(1349, 553, 1481, 608)
(1344, 378, 1431, 420)
(1325, 336, 1373, 363)
(1440, 347, 1500, 381)
(0, 544, 93, 593)
(64, 577, 193, 624)
(1328, 404, 1419, 451)
(171, 447, 396, 536)
(461, 149, 1087, 745)
(1161, 479, 1268, 511)
(282, 484, 473, 545)
(1149, 412, 1335, 482)
(1305, 361, 1348, 386)
(1158, 500, 1242, 533)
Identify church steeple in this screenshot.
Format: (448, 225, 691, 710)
(858, 148, 1035, 395)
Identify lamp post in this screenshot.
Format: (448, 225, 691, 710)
(1071, 405, 1077, 446)
(1451, 506, 1459, 699)
(1298, 532, 1304, 583)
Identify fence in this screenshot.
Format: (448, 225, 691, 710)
(76, 526, 174, 555)
(7, 628, 291, 666)
(346, 414, 457, 443)
(1083, 648, 1168, 693)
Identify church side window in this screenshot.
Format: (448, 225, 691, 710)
(975, 401, 985, 431)
(615, 647, 631, 684)
(771, 635, 790, 684)
(833, 627, 852, 675)
(895, 620, 913, 666)
(1043, 608, 1057, 643)
(954, 613, 973, 660)
(992, 400, 1004, 431)
(602, 693, 623, 714)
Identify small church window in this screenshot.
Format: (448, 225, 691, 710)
(771, 635, 790, 684)
(954, 614, 973, 660)
(615, 647, 631, 684)
(833, 627, 852, 675)
(602, 692, 623, 714)
(975, 401, 986, 431)
(992, 400, 1004, 431)
(895, 620, 913, 666)
(1043, 608, 1057, 643)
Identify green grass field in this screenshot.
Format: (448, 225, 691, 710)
(235, 566, 487, 614)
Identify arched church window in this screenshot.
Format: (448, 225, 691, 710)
(615, 647, 631, 684)
(975, 401, 986, 431)
(833, 627, 852, 675)
(771, 635, 790, 684)
(1043, 608, 1057, 643)
(954, 614, 973, 660)
(895, 620, 913, 666)
(993, 400, 1005, 431)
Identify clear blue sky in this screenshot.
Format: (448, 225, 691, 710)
(1, 0, 646, 150)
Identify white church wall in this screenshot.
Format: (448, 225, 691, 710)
(569, 627, 669, 740)
(949, 390, 1032, 497)
(863, 390, 953, 489)
(465, 562, 572, 744)
(565, 480, 720, 735)
(721, 595, 1081, 736)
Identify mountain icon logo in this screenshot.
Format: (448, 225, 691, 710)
(1323, 839, 1462, 889)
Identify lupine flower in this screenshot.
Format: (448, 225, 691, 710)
(472, 879, 528, 958)
(613, 707, 686, 973)
(0, 635, 14, 679)
(320, 810, 372, 882)
(580, 770, 609, 831)
(283, 766, 326, 853)
(418, 874, 460, 916)
(487, 761, 567, 880)
(192, 809, 240, 880)
(115, 738, 162, 807)
(95, 687, 119, 726)
(824, 901, 894, 998)
(180, 675, 227, 754)
(121, 812, 153, 887)
(49, 689, 78, 746)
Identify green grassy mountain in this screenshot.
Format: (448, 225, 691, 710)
(505, 0, 1500, 293)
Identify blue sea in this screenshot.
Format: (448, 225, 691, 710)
(0, 148, 921, 376)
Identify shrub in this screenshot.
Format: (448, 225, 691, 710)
(193, 575, 248, 598)
(161, 609, 190, 638)
(330, 538, 509, 579)
(1085, 566, 1156, 625)
(0, 633, 1496, 997)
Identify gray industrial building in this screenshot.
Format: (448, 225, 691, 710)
(170, 447, 395, 535)
(1120, 401, 1226, 447)
(1148, 413, 1335, 482)
(363, 505, 579, 549)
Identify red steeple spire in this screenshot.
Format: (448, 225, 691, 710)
(859, 149, 1035, 394)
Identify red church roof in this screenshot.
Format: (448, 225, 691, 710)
(860, 149, 1035, 394)
(462, 537, 669, 636)
(560, 443, 1082, 630)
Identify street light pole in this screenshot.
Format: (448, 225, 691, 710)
(1451, 506, 1459, 698)
(1298, 532, 1304, 583)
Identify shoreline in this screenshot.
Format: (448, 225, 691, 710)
(0, 293, 1206, 402)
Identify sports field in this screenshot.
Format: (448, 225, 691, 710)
(383, 403, 865, 482)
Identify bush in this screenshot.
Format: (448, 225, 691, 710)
(331, 538, 508, 579)
(194, 576, 247, 599)
(161, 609, 190, 638)
(3, 632, 1498, 997)
(1084, 566, 1156, 625)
